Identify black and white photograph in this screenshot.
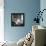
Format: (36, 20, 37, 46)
(11, 13, 24, 26)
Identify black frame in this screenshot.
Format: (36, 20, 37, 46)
(11, 13, 25, 26)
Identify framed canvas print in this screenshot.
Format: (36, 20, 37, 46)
(11, 13, 25, 26)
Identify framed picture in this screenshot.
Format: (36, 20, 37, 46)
(11, 13, 25, 26)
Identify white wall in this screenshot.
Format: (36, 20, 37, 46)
(40, 0, 46, 27)
(0, 0, 4, 42)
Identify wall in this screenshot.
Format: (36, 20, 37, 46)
(0, 0, 4, 42)
(40, 0, 46, 27)
(4, 0, 40, 42)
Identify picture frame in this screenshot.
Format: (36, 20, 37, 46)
(11, 13, 25, 26)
